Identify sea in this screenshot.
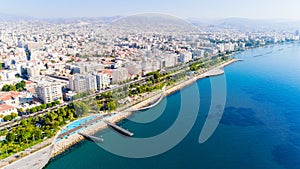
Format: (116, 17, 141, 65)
(45, 42, 300, 169)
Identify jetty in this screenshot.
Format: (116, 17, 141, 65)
(78, 132, 104, 143)
(103, 120, 134, 137)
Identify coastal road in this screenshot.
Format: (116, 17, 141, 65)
(0, 57, 217, 131)
(3, 143, 53, 169)
(0, 76, 152, 130)
(0, 58, 210, 130)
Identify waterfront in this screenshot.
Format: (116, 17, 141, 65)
(46, 43, 300, 169)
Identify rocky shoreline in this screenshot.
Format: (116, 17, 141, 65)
(3, 59, 240, 169)
(50, 58, 240, 158)
(51, 112, 132, 158)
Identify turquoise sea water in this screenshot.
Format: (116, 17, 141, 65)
(56, 115, 103, 143)
(46, 42, 300, 169)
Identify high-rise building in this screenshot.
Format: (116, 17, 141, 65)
(27, 66, 40, 77)
(179, 52, 193, 63)
(35, 82, 62, 103)
(112, 68, 129, 84)
(86, 74, 97, 91)
(124, 62, 142, 76)
(96, 73, 110, 90)
(69, 74, 97, 93)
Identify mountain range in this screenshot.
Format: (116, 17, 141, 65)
(0, 13, 299, 31)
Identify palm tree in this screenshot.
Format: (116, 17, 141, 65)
(14, 144, 20, 154)
(3, 144, 8, 156)
(22, 132, 31, 147)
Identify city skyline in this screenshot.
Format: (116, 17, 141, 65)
(0, 0, 300, 20)
(1, 1, 300, 168)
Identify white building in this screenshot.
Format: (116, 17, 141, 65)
(96, 73, 110, 90)
(112, 68, 129, 84)
(35, 82, 62, 103)
(27, 66, 40, 77)
(217, 44, 225, 53)
(124, 62, 142, 76)
(0, 70, 18, 81)
(0, 91, 21, 107)
(86, 74, 97, 91)
(192, 49, 205, 58)
(69, 74, 97, 93)
(179, 52, 193, 63)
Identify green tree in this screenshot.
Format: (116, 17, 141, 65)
(57, 116, 63, 123)
(11, 112, 18, 119)
(8, 85, 17, 91)
(41, 104, 47, 109)
(33, 128, 42, 140)
(20, 120, 27, 126)
(35, 105, 41, 111)
(22, 132, 31, 147)
(47, 102, 53, 108)
(3, 115, 12, 121)
(61, 108, 67, 117)
(51, 101, 56, 106)
(73, 101, 89, 116)
(19, 108, 24, 113)
(107, 101, 117, 111)
(2, 144, 8, 156)
(2, 84, 10, 91)
(6, 132, 15, 142)
(30, 107, 37, 113)
(54, 100, 60, 105)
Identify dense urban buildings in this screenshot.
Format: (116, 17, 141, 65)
(0, 16, 299, 118)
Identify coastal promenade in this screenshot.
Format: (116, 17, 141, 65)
(3, 144, 53, 169)
(51, 58, 241, 159)
(51, 112, 132, 158)
(164, 59, 240, 96)
(0, 59, 240, 169)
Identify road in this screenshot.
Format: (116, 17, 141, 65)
(1, 139, 54, 169)
(0, 76, 152, 131)
(0, 57, 211, 130)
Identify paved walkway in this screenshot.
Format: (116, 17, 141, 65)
(1, 138, 54, 169)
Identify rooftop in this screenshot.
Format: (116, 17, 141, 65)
(0, 91, 21, 101)
(0, 104, 15, 112)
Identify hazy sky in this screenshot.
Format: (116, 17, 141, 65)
(1, 0, 300, 19)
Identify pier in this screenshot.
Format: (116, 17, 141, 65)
(103, 120, 134, 137)
(78, 132, 104, 143)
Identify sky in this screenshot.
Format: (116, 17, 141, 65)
(0, 0, 300, 20)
